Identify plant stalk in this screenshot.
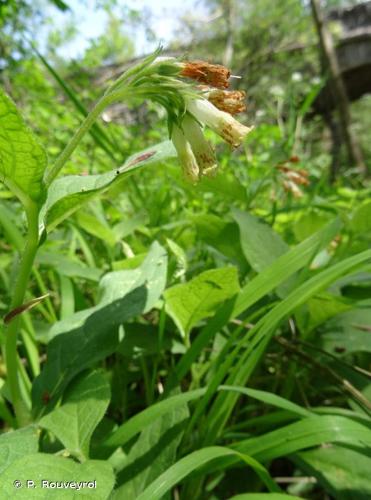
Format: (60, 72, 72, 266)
(5, 201, 39, 427)
(44, 94, 117, 186)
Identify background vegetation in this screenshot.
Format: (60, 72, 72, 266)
(0, 0, 370, 499)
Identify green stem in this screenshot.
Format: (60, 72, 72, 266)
(44, 93, 118, 186)
(5, 202, 39, 427)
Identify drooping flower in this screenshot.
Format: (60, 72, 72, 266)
(171, 124, 200, 183)
(171, 115, 218, 183)
(186, 97, 253, 148)
(145, 56, 254, 181)
(181, 114, 218, 177)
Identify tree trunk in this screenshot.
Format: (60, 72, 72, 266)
(310, 0, 366, 176)
(223, 0, 234, 67)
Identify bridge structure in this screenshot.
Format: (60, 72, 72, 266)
(314, 0, 371, 114)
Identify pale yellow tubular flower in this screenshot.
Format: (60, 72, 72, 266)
(182, 114, 218, 178)
(186, 98, 253, 148)
(171, 125, 199, 183)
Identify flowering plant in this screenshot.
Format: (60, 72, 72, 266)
(0, 49, 252, 428)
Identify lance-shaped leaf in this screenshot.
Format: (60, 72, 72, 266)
(0, 89, 47, 205)
(42, 140, 176, 232)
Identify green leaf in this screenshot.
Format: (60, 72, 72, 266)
(135, 447, 279, 500)
(113, 388, 190, 498)
(297, 292, 353, 333)
(33, 45, 118, 161)
(36, 251, 103, 281)
(235, 416, 371, 462)
(206, 249, 371, 442)
(42, 141, 176, 232)
(197, 417, 371, 482)
(164, 267, 240, 337)
(0, 454, 114, 499)
(232, 218, 341, 317)
(220, 385, 312, 419)
(198, 171, 248, 203)
(172, 219, 341, 384)
(350, 200, 371, 234)
(229, 495, 302, 500)
(39, 371, 110, 460)
(233, 209, 288, 272)
(0, 203, 23, 251)
(294, 210, 332, 241)
(103, 389, 206, 450)
(0, 426, 39, 475)
(32, 242, 167, 417)
(0, 89, 47, 205)
(320, 300, 371, 355)
(295, 444, 371, 500)
(76, 212, 117, 247)
(117, 322, 173, 357)
(193, 214, 247, 268)
(104, 384, 310, 453)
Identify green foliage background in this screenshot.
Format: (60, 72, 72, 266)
(0, 0, 370, 499)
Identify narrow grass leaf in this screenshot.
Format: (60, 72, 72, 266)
(207, 249, 371, 441)
(113, 388, 190, 498)
(103, 388, 206, 450)
(135, 447, 279, 500)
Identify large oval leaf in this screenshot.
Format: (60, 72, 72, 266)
(39, 371, 110, 461)
(0, 89, 47, 205)
(0, 454, 114, 499)
(32, 241, 167, 417)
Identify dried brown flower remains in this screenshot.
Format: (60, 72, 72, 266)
(180, 61, 231, 89)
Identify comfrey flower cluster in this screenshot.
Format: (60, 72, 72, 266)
(171, 60, 253, 182)
(105, 51, 253, 183)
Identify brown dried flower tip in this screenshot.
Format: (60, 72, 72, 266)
(208, 89, 246, 115)
(181, 61, 230, 88)
(277, 164, 309, 186)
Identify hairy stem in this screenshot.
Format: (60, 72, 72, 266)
(44, 93, 118, 186)
(5, 202, 39, 427)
